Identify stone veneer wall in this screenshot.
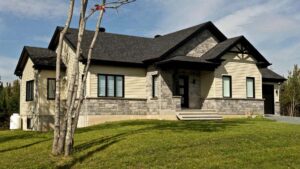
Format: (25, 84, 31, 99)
(170, 29, 219, 58)
(200, 98, 264, 115)
(81, 98, 148, 115)
(275, 102, 280, 115)
(145, 66, 180, 115)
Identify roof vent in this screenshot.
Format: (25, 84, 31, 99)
(99, 27, 106, 32)
(154, 35, 161, 38)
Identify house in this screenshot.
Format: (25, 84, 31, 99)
(14, 21, 286, 131)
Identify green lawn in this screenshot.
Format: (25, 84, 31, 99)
(0, 118, 300, 169)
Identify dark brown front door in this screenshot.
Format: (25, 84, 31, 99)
(178, 76, 189, 108)
(263, 84, 274, 114)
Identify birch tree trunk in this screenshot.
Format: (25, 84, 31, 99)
(64, 0, 88, 156)
(52, 0, 75, 155)
(71, 0, 106, 139)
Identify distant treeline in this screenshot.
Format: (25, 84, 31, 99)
(0, 80, 20, 129)
(280, 65, 300, 117)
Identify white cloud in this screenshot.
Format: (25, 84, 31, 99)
(0, 55, 18, 83)
(0, 0, 69, 19)
(148, 0, 225, 35)
(146, 0, 300, 75)
(215, 1, 285, 36)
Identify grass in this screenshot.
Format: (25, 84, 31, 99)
(0, 118, 300, 169)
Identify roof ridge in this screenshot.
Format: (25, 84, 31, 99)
(24, 46, 52, 50)
(159, 21, 211, 37)
(65, 27, 153, 40)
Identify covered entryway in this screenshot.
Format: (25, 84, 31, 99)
(263, 84, 274, 114)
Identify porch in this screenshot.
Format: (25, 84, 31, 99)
(156, 55, 265, 119)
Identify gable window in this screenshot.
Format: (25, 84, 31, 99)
(246, 77, 255, 98)
(47, 78, 56, 100)
(98, 74, 124, 97)
(26, 80, 34, 101)
(152, 75, 158, 98)
(222, 76, 232, 98)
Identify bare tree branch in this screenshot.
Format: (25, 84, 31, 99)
(105, 0, 136, 9)
(84, 0, 136, 20)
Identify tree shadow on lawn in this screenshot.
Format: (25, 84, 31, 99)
(0, 138, 52, 153)
(76, 119, 250, 134)
(58, 119, 249, 168)
(0, 132, 49, 144)
(112, 119, 249, 133)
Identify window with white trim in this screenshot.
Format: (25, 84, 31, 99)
(246, 77, 255, 98)
(223, 76, 232, 98)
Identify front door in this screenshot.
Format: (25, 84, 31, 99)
(263, 84, 274, 114)
(177, 76, 189, 108)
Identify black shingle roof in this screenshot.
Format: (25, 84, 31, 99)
(155, 55, 220, 70)
(48, 21, 227, 64)
(261, 68, 286, 82)
(14, 46, 64, 76)
(16, 21, 278, 78)
(63, 28, 154, 64)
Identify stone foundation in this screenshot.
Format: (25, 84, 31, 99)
(81, 97, 148, 115)
(201, 98, 264, 115)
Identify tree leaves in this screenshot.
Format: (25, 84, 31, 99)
(280, 65, 300, 116)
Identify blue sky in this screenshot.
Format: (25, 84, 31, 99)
(0, 0, 299, 83)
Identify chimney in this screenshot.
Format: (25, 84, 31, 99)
(99, 27, 106, 32)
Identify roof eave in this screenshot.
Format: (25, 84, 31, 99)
(262, 78, 286, 83)
(14, 47, 29, 76)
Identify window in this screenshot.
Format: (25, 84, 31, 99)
(246, 77, 255, 98)
(222, 76, 232, 98)
(98, 74, 124, 97)
(26, 80, 34, 101)
(27, 118, 33, 129)
(47, 78, 56, 100)
(152, 75, 158, 98)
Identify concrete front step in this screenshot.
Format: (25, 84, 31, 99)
(176, 113, 223, 121)
(180, 109, 216, 112)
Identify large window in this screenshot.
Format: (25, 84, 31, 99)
(246, 77, 255, 98)
(222, 76, 232, 98)
(152, 75, 158, 98)
(26, 80, 34, 101)
(47, 78, 56, 100)
(98, 74, 124, 97)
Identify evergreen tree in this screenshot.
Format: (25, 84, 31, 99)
(0, 80, 20, 128)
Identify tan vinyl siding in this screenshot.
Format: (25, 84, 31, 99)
(20, 58, 35, 116)
(89, 65, 146, 98)
(38, 70, 56, 115)
(60, 40, 85, 98)
(200, 71, 215, 98)
(213, 53, 262, 99)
